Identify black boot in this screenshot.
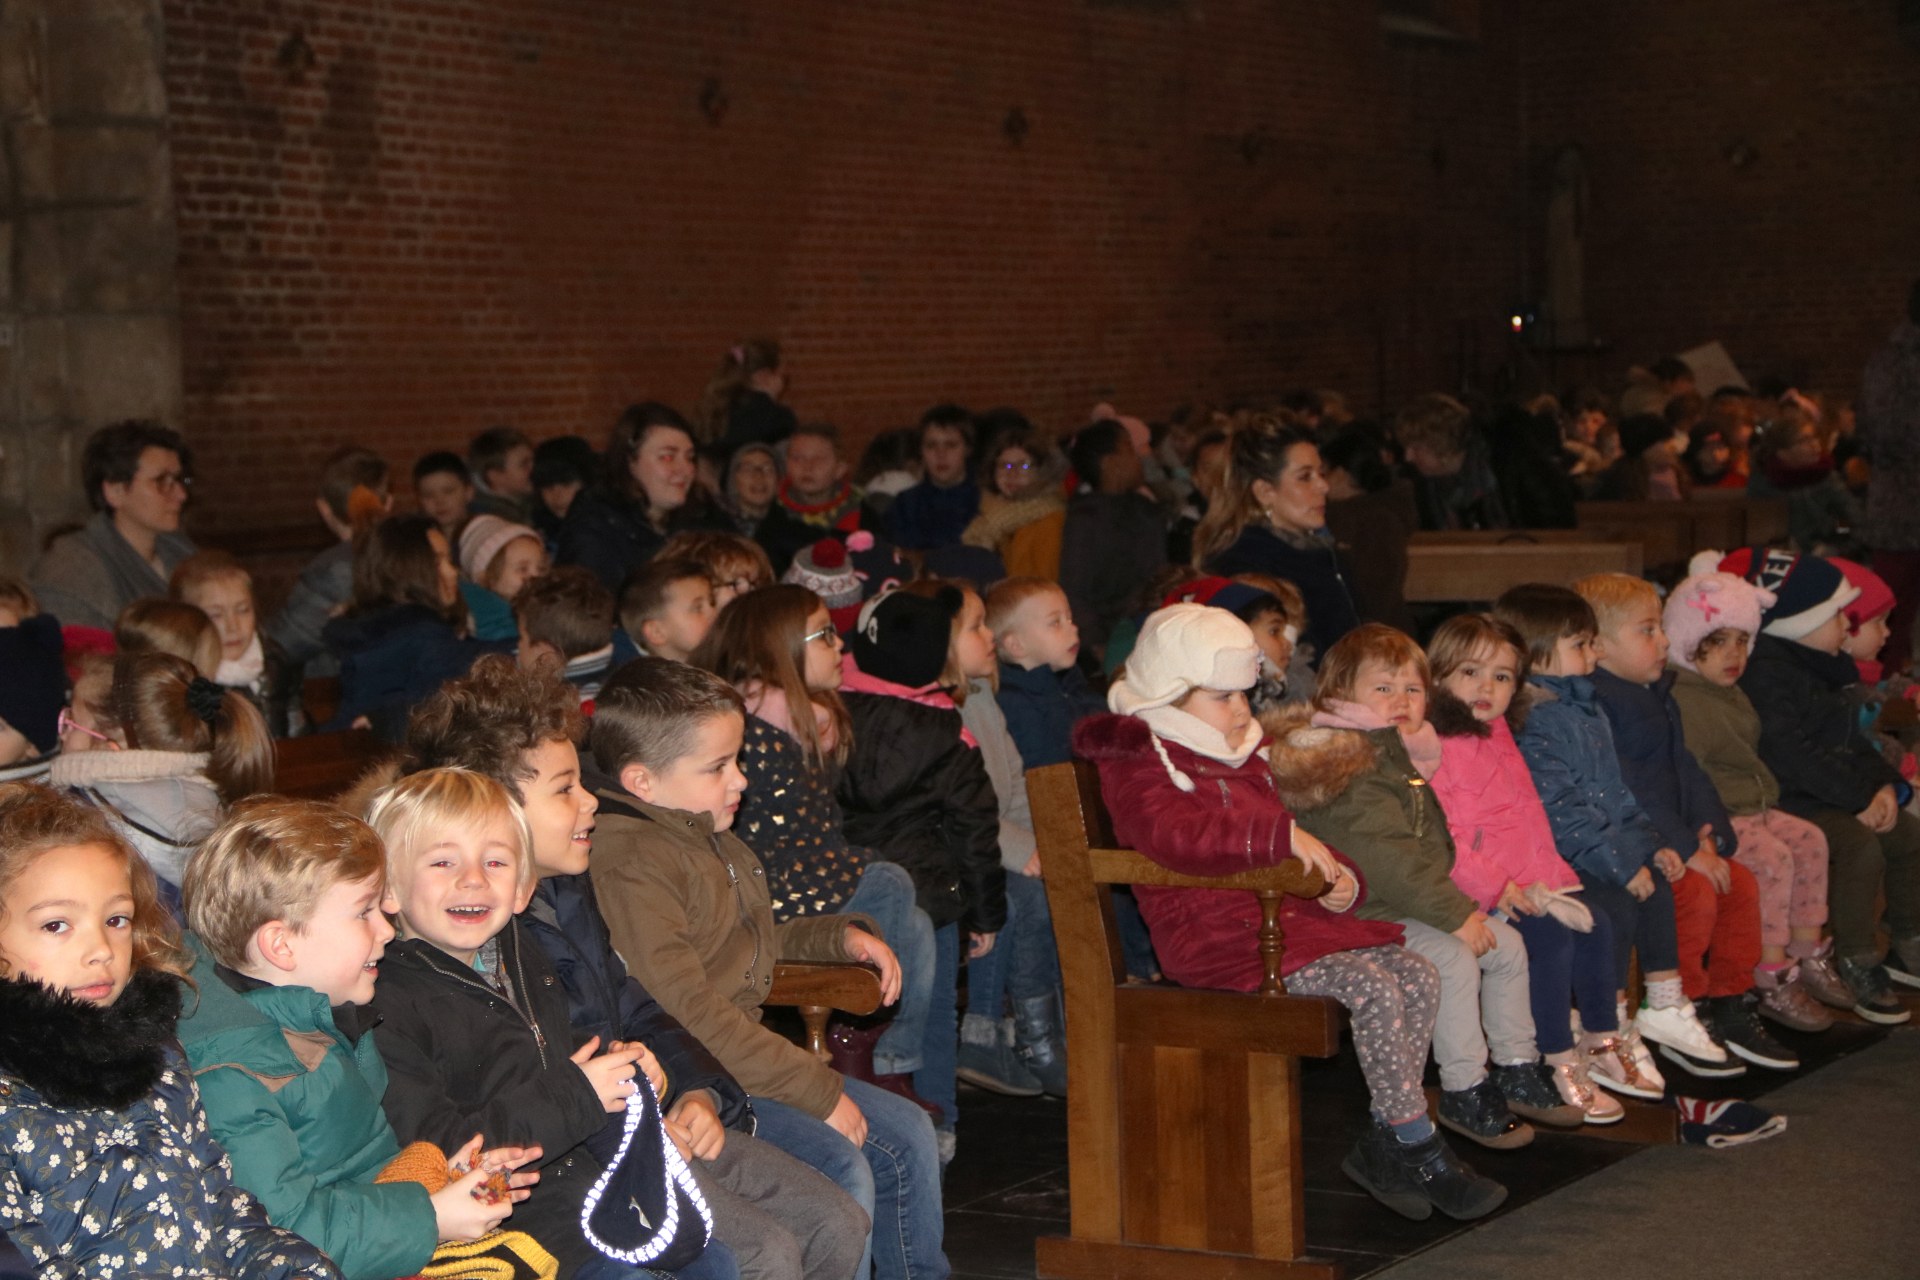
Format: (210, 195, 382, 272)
(1341, 1118, 1432, 1221)
(1390, 1127, 1508, 1221)
(1012, 993, 1069, 1097)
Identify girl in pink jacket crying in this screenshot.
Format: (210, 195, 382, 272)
(1427, 615, 1627, 1124)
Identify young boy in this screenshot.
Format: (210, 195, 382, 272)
(585, 659, 949, 1280)
(1574, 572, 1791, 1074)
(617, 556, 717, 664)
(395, 663, 869, 1280)
(172, 550, 297, 735)
(531, 435, 598, 545)
(988, 577, 1105, 768)
(515, 565, 617, 703)
(1057, 420, 1167, 654)
(268, 445, 391, 676)
(777, 422, 864, 532)
(412, 451, 474, 541)
(886, 405, 978, 552)
(1727, 547, 1920, 1022)
(467, 425, 536, 523)
(176, 796, 537, 1280)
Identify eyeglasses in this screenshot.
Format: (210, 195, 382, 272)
(58, 709, 119, 749)
(802, 623, 841, 647)
(996, 460, 1034, 474)
(147, 472, 193, 494)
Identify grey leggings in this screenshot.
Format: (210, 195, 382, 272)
(1288, 944, 1440, 1126)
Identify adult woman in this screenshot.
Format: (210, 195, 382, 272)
(557, 402, 725, 590)
(962, 416, 1066, 580)
(1194, 411, 1359, 665)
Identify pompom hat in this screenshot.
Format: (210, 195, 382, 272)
(783, 537, 863, 629)
(1664, 568, 1775, 673)
(1713, 547, 1858, 641)
(457, 514, 541, 585)
(1108, 604, 1261, 716)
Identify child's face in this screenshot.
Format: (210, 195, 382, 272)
(800, 606, 845, 692)
(488, 535, 548, 602)
(624, 712, 748, 832)
(1245, 607, 1294, 675)
(384, 814, 532, 966)
(1174, 687, 1252, 743)
(642, 577, 718, 662)
(427, 529, 462, 608)
(952, 591, 996, 682)
(522, 738, 599, 877)
(490, 445, 536, 498)
(1798, 609, 1852, 657)
(275, 872, 394, 1005)
(417, 471, 473, 533)
(182, 576, 257, 661)
(1691, 630, 1751, 687)
(731, 452, 780, 510)
(922, 426, 970, 487)
(0, 843, 133, 1005)
(1848, 611, 1892, 664)
(1440, 642, 1520, 723)
(539, 479, 583, 522)
(993, 445, 1037, 499)
(1001, 589, 1080, 672)
(1592, 598, 1669, 684)
(1350, 659, 1429, 732)
(1536, 629, 1597, 677)
(59, 692, 117, 755)
(785, 435, 842, 500)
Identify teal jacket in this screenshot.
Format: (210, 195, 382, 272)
(176, 933, 436, 1280)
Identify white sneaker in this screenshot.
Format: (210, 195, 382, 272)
(1634, 1002, 1728, 1064)
(1585, 1034, 1664, 1101)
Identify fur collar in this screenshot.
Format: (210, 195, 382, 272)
(962, 486, 1067, 551)
(1426, 689, 1489, 739)
(1262, 704, 1380, 814)
(0, 968, 182, 1109)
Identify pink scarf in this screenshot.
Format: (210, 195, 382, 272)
(1309, 699, 1443, 780)
(739, 680, 839, 755)
(839, 653, 977, 747)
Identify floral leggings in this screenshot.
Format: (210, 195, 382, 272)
(1287, 944, 1440, 1125)
(1730, 810, 1829, 950)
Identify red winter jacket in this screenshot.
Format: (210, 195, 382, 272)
(1072, 713, 1403, 992)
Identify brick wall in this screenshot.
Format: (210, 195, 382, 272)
(162, 1, 1524, 538)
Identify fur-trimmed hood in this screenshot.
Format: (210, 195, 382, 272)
(0, 968, 182, 1109)
(962, 466, 1068, 551)
(1426, 688, 1489, 739)
(1261, 704, 1382, 814)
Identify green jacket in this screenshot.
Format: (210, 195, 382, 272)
(1668, 665, 1779, 817)
(176, 933, 435, 1280)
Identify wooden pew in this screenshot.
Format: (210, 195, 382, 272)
(273, 729, 391, 802)
(768, 962, 883, 1060)
(1028, 761, 1345, 1280)
(1406, 531, 1643, 603)
(1575, 496, 1789, 573)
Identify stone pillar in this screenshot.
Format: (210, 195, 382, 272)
(0, 0, 181, 576)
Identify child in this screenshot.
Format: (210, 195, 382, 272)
(1233, 571, 1318, 705)
(618, 556, 718, 664)
(0, 783, 340, 1280)
(1574, 571, 1792, 1073)
(413, 450, 475, 541)
(1269, 624, 1574, 1146)
(695, 338, 796, 451)
(515, 566, 617, 702)
(1497, 584, 1705, 1098)
(530, 435, 597, 545)
(269, 445, 392, 677)
(56, 654, 116, 758)
(1664, 568, 1851, 1028)
(1426, 614, 1625, 1123)
(961, 420, 1066, 581)
(777, 422, 865, 533)
(987, 576, 1105, 768)
(886, 405, 980, 551)
(1726, 547, 1920, 1021)
(468, 425, 536, 523)
(1058, 419, 1168, 655)
(1074, 606, 1504, 1222)
(50, 652, 272, 908)
(583, 660, 948, 1280)
(178, 794, 538, 1280)
(0, 578, 65, 782)
(172, 550, 298, 736)
(661, 530, 777, 609)
(458, 514, 548, 642)
(116, 596, 222, 677)
(1167, 575, 1300, 713)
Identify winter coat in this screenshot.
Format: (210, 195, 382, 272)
(268, 541, 354, 675)
(1058, 491, 1166, 649)
(1667, 666, 1780, 817)
(523, 870, 752, 1131)
(1204, 524, 1360, 667)
(731, 714, 873, 919)
(175, 935, 435, 1280)
(963, 490, 1066, 581)
(884, 478, 981, 552)
(1427, 691, 1578, 912)
(370, 925, 614, 1276)
(994, 661, 1106, 770)
(1858, 319, 1920, 550)
(839, 689, 1009, 933)
(29, 512, 196, 632)
(745, 499, 823, 576)
(588, 787, 875, 1120)
(321, 602, 494, 741)
(50, 749, 222, 906)
(1740, 633, 1901, 816)
(721, 388, 798, 453)
(1514, 675, 1663, 887)
(554, 489, 731, 592)
(1267, 707, 1476, 932)
(1072, 713, 1402, 992)
(2, 968, 341, 1280)
(1588, 667, 1736, 856)
(959, 679, 1037, 871)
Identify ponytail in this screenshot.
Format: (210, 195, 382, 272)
(111, 652, 275, 805)
(691, 339, 781, 445)
(1190, 410, 1319, 567)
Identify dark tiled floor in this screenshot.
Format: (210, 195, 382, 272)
(942, 1017, 1889, 1279)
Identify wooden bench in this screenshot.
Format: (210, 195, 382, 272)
(1576, 496, 1789, 574)
(1028, 761, 1346, 1280)
(273, 729, 391, 802)
(768, 962, 883, 1059)
(1405, 531, 1643, 603)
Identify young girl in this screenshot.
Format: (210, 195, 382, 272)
(904, 578, 1065, 1098)
(693, 338, 796, 450)
(692, 586, 940, 1114)
(1074, 604, 1503, 1222)
(457, 514, 548, 642)
(116, 596, 222, 678)
(1426, 615, 1625, 1123)
(49, 652, 272, 911)
(961, 419, 1066, 581)
(172, 550, 299, 737)
(0, 782, 339, 1279)
(1269, 624, 1576, 1148)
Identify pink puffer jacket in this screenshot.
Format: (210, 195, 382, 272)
(1429, 692, 1579, 911)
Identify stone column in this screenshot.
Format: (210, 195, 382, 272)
(0, 0, 180, 575)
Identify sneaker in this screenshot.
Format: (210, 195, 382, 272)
(1635, 1001, 1730, 1065)
(1491, 1062, 1584, 1128)
(1584, 1034, 1664, 1100)
(1797, 950, 1858, 1011)
(1836, 955, 1914, 1025)
(1549, 1057, 1624, 1125)
(1705, 994, 1800, 1071)
(1622, 1017, 1664, 1091)
(1437, 1078, 1534, 1150)
(1753, 966, 1835, 1033)
(1886, 936, 1920, 990)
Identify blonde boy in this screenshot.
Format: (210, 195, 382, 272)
(987, 577, 1104, 767)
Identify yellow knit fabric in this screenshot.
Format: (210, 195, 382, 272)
(374, 1140, 559, 1280)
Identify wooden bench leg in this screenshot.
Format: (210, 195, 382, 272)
(800, 1005, 832, 1060)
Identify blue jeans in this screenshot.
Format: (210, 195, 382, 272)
(914, 924, 960, 1133)
(754, 1079, 950, 1280)
(1507, 907, 1618, 1052)
(846, 862, 938, 1076)
(1578, 869, 1679, 987)
(965, 871, 1061, 1018)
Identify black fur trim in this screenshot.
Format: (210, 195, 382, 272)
(1426, 688, 1491, 739)
(0, 968, 183, 1109)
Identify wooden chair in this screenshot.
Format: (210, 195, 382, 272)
(1029, 761, 1346, 1280)
(769, 962, 883, 1059)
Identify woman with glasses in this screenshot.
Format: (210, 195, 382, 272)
(961, 416, 1067, 581)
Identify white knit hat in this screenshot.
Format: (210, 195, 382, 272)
(1109, 604, 1260, 716)
(458, 514, 542, 584)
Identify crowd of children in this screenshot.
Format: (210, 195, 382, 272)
(5, 364, 1919, 1274)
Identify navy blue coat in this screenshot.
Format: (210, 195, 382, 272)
(1204, 524, 1360, 667)
(884, 478, 980, 551)
(1740, 634, 1902, 816)
(1588, 667, 1736, 856)
(1514, 674, 1665, 887)
(321, 602, 497, 741)
(995, 661, 1106, 768)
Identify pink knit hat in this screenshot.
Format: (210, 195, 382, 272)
(1665, 559, 1776, 673)
(1829, 558, 1896, 632)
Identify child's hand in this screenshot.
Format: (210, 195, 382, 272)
(1288, 825, 1341, 885)
(1496, 882, 1538, 916)
(967, 930, 998, 960)
(1019, 851, 1043, 877)
(843, 927, 903, 1005)
(570, 1035, 644, 1113)
(825, 1090, 868, 1148)
(607, 1040, 665, 1098)
(666, 1091, 727, 1161)
(1653, 848, 1686, 882)
(1686, 846, 1732, 894)
(469, 1144, 542, 1205)
(1626, 867, 1655, 901)
(1321, 867, 1358, 913)
(432, 1135, 524, 1241)
(1858, 786, 1898, 833)
(1452, 911, 1497, 957)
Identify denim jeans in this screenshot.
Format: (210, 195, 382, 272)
(846, 862, 938, 1076)
(964, 871, 1060, 1019)
(753, 1078, 951, 1280)
(1508, 907, 1618, 1052)
(914, 923, 960, 1133)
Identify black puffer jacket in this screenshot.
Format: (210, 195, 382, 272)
(1740, 633, 1902, 817)
(837, 691, 1008, 933)
(556, 489, 733, 592)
